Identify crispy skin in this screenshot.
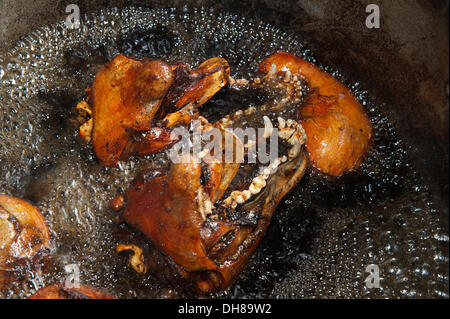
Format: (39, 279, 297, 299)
(29, 284, 115, 299)
(122, 127, 177, 158)
(0, 194, 50, 262)
(0, 194, 50, 290)
(175, 57, 230, 108)
(259, 52, 373, 176)
(91, 54, 174, 166)
(161, 58, 230, 128)
(88, 56, 229, 166)
(123, 163, 218, 273)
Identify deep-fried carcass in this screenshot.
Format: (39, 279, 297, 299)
(77, 54, 230, 167)
(82, 51, 373, 294)
(122, 119, 308, 293)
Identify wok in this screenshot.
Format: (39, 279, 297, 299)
(0, 0, 448, 298)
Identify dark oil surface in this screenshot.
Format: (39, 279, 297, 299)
(0, 7, 448, 298)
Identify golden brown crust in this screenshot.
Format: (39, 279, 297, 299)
(175, 57, 230, 108)
(85, 55, 231, 167)
(123, 163, 218, 273)
(258, 52, 373, 176)
(91, 54, 174, 166)
(0, 194, 50, 262)
(0, 194, 51, 291)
